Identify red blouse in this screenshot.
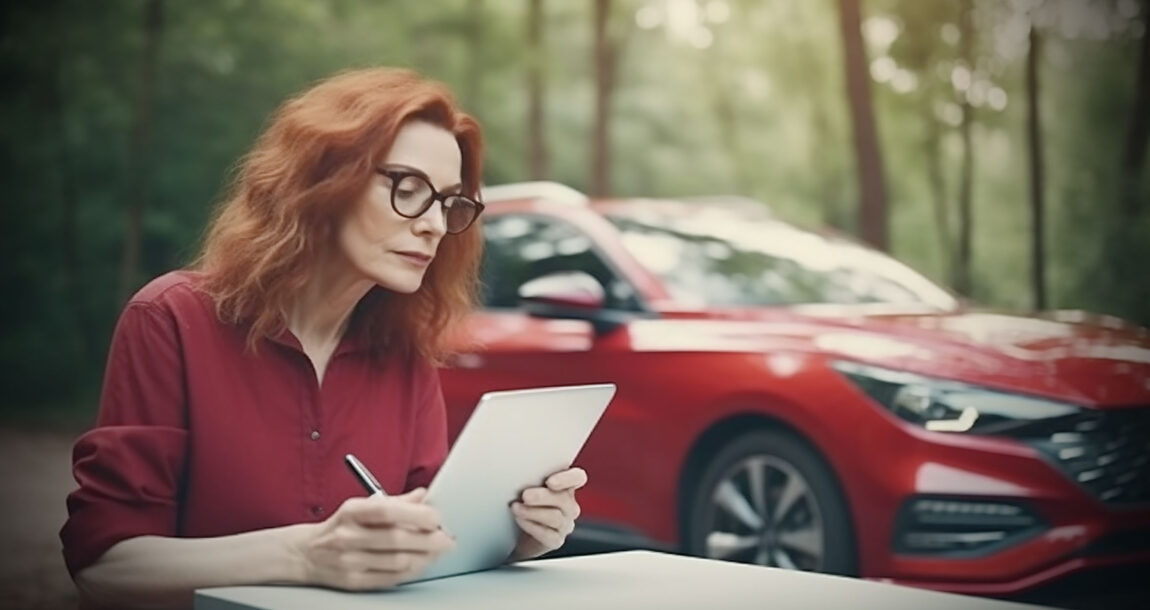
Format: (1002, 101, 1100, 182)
(60, 271, 448, 577)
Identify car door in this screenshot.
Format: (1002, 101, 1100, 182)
(439, 210, 657, 535)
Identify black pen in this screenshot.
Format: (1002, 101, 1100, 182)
(347, 453, 453, 539)
(345, 453, 389, 498)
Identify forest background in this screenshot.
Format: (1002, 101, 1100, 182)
(2, 0, 1148, 417)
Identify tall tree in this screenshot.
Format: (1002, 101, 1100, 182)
(1120, 0, 1150, 219)
(837, 0, 889, 250)
(526, 0, 549, 180)
(954, 0, 976, 297)
(888, 0, 960, 285)
(590, 0, 617, 197)
(46, 7, 91, 365)
(924, 105, 955, 284)
(118, 0, 163, 303)
(464, 0, 485, 116)
(1026, 23, 1047, 311)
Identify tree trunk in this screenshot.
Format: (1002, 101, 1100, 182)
(1026, 25, 1047, 311)
(1120, 0, 1150, 219)
(837, 0, 889, 251)
(118, 0, 163, 303)
(40, 4, 95, 368)
(924, 114, 954, 285)
(526, 0, 549, 180)
(50, 38, 89, 363)
(590, 0, 615, 197)
(464, 0, 484, 116)
(954, 0, 975, 297)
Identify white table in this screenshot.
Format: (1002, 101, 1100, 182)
(195, 550, 1048, 610)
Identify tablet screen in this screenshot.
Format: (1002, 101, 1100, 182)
(414, 383, 616, 582)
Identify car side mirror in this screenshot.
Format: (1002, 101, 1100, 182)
(518, 271, 606, 312)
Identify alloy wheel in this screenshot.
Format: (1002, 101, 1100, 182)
(703, 454, 825, 570)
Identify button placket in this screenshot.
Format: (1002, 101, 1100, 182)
(298, 352, 325, 524)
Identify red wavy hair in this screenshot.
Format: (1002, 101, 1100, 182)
(194, 67, 484, 364)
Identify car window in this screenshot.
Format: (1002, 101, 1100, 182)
(605, 207, 957, 309)
(480, 214, 640, 310)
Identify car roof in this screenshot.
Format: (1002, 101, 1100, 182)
(480, 181, 589, 207)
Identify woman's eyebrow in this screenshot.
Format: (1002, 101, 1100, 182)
(380, 163, 463, 193)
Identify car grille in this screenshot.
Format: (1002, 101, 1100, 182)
(1024, 407, 1150, 505)
(891, 497, 1045, 557)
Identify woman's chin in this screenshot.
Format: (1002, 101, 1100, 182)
(372, 272, 426, 295)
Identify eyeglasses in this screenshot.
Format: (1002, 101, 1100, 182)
(376, 166, 484, 234)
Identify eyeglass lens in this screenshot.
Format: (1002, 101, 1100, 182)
(391, 174, 478, 233)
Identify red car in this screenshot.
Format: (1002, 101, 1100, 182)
(438, 181, 1150, 596)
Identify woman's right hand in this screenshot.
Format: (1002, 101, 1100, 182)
(293, 488, 455, 591)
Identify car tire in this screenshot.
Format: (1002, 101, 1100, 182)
(684, 428, 857, 575)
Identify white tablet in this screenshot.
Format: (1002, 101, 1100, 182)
(413, 383, 616, 582)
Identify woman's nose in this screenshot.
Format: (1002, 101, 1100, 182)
(413, 198, 448, 237)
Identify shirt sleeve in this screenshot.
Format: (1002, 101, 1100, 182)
(403, 361, 449, 491)
(60, 301, 189, 578)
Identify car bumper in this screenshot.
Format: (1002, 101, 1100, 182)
(874, 526, 1150, 596)
(842, 411, 1150, 595)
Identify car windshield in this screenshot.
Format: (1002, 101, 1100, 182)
(605, 202, 959, 310)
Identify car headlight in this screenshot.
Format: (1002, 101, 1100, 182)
(832, 361, 1081, 435)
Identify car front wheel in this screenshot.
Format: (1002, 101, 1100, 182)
(684, 428, 857, 575)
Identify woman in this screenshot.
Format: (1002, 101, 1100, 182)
(61, 67, 586, 609)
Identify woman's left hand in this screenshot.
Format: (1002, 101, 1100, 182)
(509, 467, 587, 560)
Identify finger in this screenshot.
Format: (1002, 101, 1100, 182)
(340, 550, 427, 575)
(343, 523, 456, 553)
(521, 486, 567, 506)
(341, 569, 402, 592)
(545, 467, 587, 492)
(519, 488, 581, 520)
(512, 502, 574, 536)
(340, 497, 442, 531)
(397, 487, 428, 503)
(398, 549, 439, 582)
(515, 515, 565, 551)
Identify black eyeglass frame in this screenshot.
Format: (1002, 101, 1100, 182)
(376, 166, 485, 234)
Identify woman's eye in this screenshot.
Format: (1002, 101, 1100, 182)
(391, 174, 429, 201)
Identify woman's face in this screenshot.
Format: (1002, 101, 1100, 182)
(337, 120, 463, 294)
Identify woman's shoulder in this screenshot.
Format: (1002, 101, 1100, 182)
(126, 270, 212, 316)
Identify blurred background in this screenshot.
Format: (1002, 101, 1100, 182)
(2, 0, 1148, 413)
(1, 0, 1148, 608)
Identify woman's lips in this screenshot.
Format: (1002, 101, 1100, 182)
(394, 251, 433, 267)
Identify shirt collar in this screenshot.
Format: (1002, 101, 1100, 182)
(265, 300, 374, 357)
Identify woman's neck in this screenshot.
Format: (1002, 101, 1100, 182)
(287, 258, 373, 356)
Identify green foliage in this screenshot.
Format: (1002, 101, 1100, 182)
(1, 0, 1147, 410)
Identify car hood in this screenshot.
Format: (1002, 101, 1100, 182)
(643, 305, 1150, 406)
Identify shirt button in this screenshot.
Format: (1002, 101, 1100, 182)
(309, 429, 320, 441)
(310, 505, 324, 517)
